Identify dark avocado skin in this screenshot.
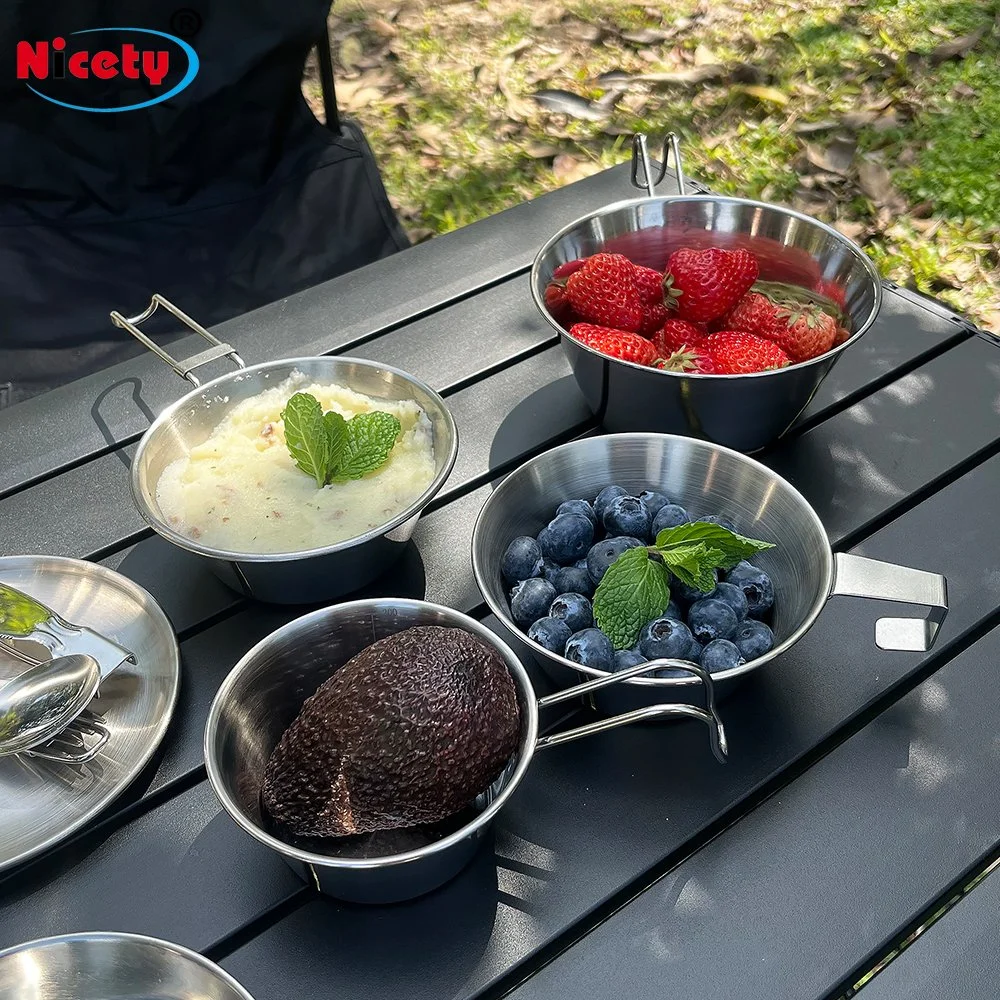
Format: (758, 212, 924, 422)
(262, 626, 521, 838)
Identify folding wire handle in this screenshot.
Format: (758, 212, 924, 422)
(630, 132, 686, 197)
(24, 714, 110, 765)
(535, 658, 728, 763)
(110, 294, 245, 386)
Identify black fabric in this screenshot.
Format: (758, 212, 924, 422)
(0, 1, 409, 406)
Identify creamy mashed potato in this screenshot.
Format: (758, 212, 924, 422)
(156, 373, 436, 554)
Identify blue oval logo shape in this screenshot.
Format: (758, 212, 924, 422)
(24, 27, 199, 113)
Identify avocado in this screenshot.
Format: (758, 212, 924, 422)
(262, 625, 521, 839)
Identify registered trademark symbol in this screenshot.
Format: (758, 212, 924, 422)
(170, 8, 202, 37)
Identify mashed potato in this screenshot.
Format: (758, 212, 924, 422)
(156, 373, 436, 554)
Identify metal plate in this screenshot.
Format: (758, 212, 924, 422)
(0, 555, 180, 872)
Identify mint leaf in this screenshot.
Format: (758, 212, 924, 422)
(323, 411, 348, 477)
(330, 411, 402, 482)
(593, 546, 671, 650)
(657, 542, 719, 593)
(281, 392, 330, 488)
(655, 521, 774, 570)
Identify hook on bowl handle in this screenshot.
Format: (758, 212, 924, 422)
(110, 294, 245, 387)
(630, 132, 685, 198)
(831, 552, 948, 652)
(536, 659, 727, 762)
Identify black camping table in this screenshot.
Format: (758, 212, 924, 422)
(2, 162, 1000, 1000)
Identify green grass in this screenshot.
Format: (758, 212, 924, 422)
(318, 0, 1000, 328)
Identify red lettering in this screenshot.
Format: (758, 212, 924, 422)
(68, 50, 89, 78)
(91, 50, 118, 79)
(15, 40, 48, 79)
(142, 50, 169, 86)
(52, 37, 66, 51)
(121, 43, 140, 80)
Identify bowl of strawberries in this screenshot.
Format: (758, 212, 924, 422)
(532, 167, 882, 452)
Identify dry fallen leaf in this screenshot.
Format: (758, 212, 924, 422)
(833, 219, 869, 241)
(929, 24, 988, 63)
(793, 119, 839, 134)
(634, 64, 726, 85)
(369, 17, 398, 39)
(693, 43, 720, 66)
(338, 35, 364, 72)
(532, 89, 608, 120)
(951, 81, 977, 99)
(858, 158, 907, 212)
(553, 153, 600, 183)
(562, 21, 602, 43)
(802, 135, 857, 175)
(525, 141, 561, 159)
(621, 27, 676, 44)
(733, 84, 789, 106)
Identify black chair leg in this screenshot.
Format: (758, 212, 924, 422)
(316, 22, 341, 133)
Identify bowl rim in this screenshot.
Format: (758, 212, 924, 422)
(129, 355, 459, 563)
(471, 432, 835, 686)
(203, 598, 541, 871)
(0, 931, 256, 999)
(529, 193, 884, 379)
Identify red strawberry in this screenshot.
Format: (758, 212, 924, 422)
(569, 323, 657, 366)
(544, 280, 570, 316)
(553, 258, 587, 280)
(653, 319, 707, 358)
(764, 304, 837, 363)
(703, 330, 790, 374)
(663, 247, 759, 323)
(639, 303, 669, 337)
(658, 344, 717, 374)
(633, 265, 666, 306)
(725, 291, 781, 335)
(832, 324, 852, 347)
(566, 253, 643, 332)
(814, 278, 847, 311)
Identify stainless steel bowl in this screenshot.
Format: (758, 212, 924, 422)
(204, 598, 727, 904)
(471, 434, 949, 715)
(0, 931, 255, 999)
(531, 188, 883, 453)
(115, 296, 458, 604)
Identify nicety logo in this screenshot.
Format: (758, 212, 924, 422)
(16, 27, 199, 112)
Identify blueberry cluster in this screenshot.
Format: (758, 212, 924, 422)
(501, 485, 776, 675)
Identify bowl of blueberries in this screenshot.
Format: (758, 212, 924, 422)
(472, 432, 949, 716)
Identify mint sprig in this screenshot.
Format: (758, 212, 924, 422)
(281, 392, 402, 488)
(593, 521, 775, 649)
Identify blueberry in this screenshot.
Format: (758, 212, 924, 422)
(684, 636, 705, 662)
(538, 513, 595, 564)
(501, 536, 544, 584)
(614, 648, 647, 671)
(550, 563, 594, 597)
(564, 628, 614, 671)
(603, 495, 651, 539)
(707, 581, 748, 621)
(665, 599, 683, 622)
(638, 616, 693, 660)
(672, 571, 718, 605)
(549, 592, 593, 633)
(638, 490, 671, 519)
(594, 485, 629, 522)
(541, 557, 561, 583)
(586, 536, 645, 585)
(556, 499, 597, 527)
(698, 513, 737, 532)
(651, 503, 690, 539)
(726, 561, 775, 616)
(687, 598, 738, 644)
(733, 619, 774, 660)
(701, 639, 746, 672)
(528, 616, 572, 653)
(510, 577, 557, 627)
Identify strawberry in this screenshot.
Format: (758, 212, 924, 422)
(725, 291, 781, 335)
(832, 324, 852, 347)
(569, 323, 657, 366)
(663, 247, 759, 323)
(727, 290, 837, 363)
(653, 318, 706, 358)
(703, 331, 790, 374)
(553, 258, 587, 280)
(814, 278, 847, 311)
(633, 264, 670, 336)
(764, 304, 837, 363)
(639, 303, 670, 337)
(566, 253, 643, 332)
(633, 265, 666, 306)
(658, 344, 717, 374)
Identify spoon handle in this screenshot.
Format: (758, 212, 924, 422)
(0, 584, 136, 680)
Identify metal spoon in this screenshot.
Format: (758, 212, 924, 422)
(0, 654, 101, 757)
